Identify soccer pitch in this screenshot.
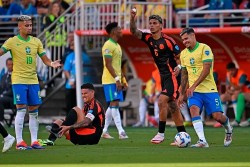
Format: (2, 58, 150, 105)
(0, 126, 250, 167)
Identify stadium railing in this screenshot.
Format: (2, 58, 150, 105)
(176, 9, 250, 28)
(37, 1, 77, 83)
(0, 15, 41, 46)
(78, 1, 172, 30)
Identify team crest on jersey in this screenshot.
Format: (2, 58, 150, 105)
(205, 50, 210, 56)
(16, 94, 21, 102)
(88, 110, 94, 114)
(105, 49, 110, 54)
(190, 58, 195, 65)
(175, 45, 180, 50)
(159, 44, 164, 49)
(25, 46, 31, 55)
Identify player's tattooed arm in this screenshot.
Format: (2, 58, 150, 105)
(180, 68, 188, 95)
(192, 62, 211, 88)
(130, 11, 142, 39)
(70, 118, 92, 129)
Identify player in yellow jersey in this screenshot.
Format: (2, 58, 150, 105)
(101, 22, 128, 139)
(178, 27, 233, 148)
(0, 15, 61, 150)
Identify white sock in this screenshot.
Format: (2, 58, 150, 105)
(157, 132, 164, 137)
(103, 107, 112, 133)
(4, 134, 13, 141)
(15, 108, 26, 144)
(232, 101, 237, 118)
(222, 117, 233, 133)
(180, 102, 191, 122)
(111, 107, 124, 134)
(201, 108, 205, 122)
(29, 111, 39, 143)
(222, 103, 228, 116)
(139, 98, 147, 124)
(192, 116, 207, 142)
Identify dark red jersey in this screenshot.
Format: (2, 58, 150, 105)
(141, 32, 181, 77)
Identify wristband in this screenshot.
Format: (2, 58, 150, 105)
(51, 61, 54, 67)
(177, 64, 182, 69)
(114, 76, 120, 82)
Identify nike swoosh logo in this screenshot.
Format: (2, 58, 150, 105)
(16, 44, 21, 46)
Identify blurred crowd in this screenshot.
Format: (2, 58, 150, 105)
(1, 0, 250, 31)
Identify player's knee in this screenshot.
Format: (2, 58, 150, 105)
(220, 94, 228, 102)
(17, 104, 26, 109)
(29, 109, 38, 117)
(212, 112, 223, 121)
(168, 101, 178, 114)
(158, 96, 166, 108)
(73, 106, 81, 113)
(28, 105, 39, 111)
(54, 119, 63, 125)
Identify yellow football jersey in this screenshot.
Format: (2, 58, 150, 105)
(180, 42, 217, 93)
(102, 38, 122, 84)
(1, 35, 46, 84)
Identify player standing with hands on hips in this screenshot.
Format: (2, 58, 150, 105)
(130, 8, 186, 144)
(0, 15, 62, 150)
(178, 27, 233, 147)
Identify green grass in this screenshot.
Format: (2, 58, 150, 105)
(0, 126, 250, 166)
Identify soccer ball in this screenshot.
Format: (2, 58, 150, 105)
(174, 132, 191, 148)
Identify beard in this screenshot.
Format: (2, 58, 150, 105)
(27, 31, 32, 35)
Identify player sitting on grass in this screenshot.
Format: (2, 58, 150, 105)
(39, 83, 105, 146)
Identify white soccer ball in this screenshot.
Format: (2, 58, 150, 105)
(174, 132, 191, 148)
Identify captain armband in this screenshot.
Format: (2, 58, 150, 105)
(86, 113, 95, 121)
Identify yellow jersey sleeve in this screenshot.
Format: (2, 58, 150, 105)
(180, 51, 186, 68)
(1, 38, 13, 53)
(102, 42, 113, 58)
(102, 39, 122, 84)
(202, 44, 213, 63)
(37, 38, 46, 57)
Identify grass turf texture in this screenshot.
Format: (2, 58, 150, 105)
(0, 126, 250, 166)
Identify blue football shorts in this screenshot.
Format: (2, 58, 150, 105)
(12, 84, 42, 105)
(103, 83, 124, 102)
(187, 92, 223, 116)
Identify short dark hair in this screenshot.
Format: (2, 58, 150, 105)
(180, 27, 195, 36)
(149, 15, 162, 24)
(226, 62, 236, 70)
(81, 83, 95, 91)
(17, 15, 32, 22)
(105, 22, 118, 34)
(6, 57, 12, 64)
